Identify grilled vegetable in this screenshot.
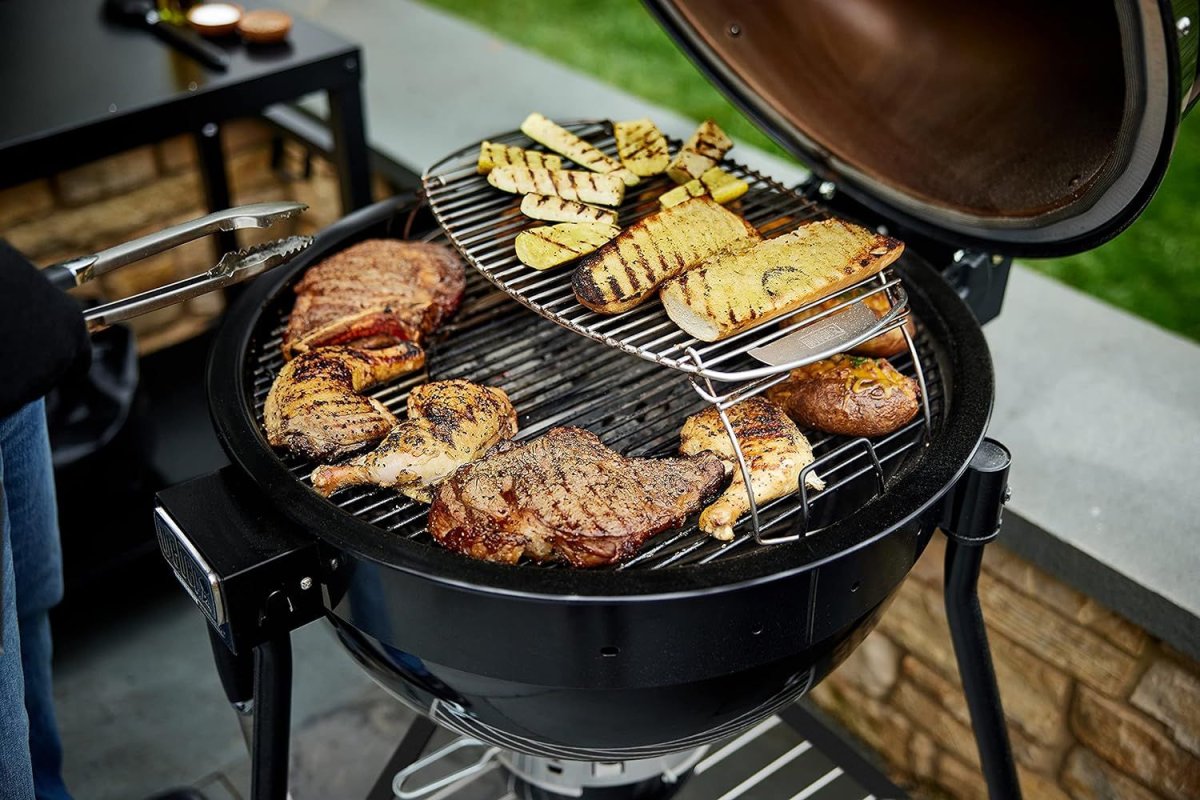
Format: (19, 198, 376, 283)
(659, 219, 905, 341)
(488, 166, 625, 206)
(515, 222, 621, 270)
(521, 113, 639, 186)
(477, 141, 562, 174)
(520, 194, 617, 225)
(667, 119, 733, 183)
(765, 355, 919, 437)
(614, 118, 670, 176)
(700, 167, 749, 204)
(659, 179, 707, 208)
(572, 197, 760, 314)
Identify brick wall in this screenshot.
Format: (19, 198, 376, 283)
(811, 534, 1200, 799)
(0, 119, 360, 354)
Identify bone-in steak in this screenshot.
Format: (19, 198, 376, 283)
(282, 239, 466, 359)
(427, 427, 727, 568)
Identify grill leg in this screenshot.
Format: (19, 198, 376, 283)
(940, 438, 1021, 800)
(251, 635, 294, 800)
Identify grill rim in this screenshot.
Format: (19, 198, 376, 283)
(206, 196, 994, 601)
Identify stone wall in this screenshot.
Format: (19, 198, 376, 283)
(811, 534, 1200, 799)
(0, 119, 362, 354)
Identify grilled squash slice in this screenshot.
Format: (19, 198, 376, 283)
(572, 197, 760, 314)
(515, 222, 621, 270)
(613, 118, 670, 176)
(667, 119, 733, 183)
(659, 219, 905, 341)
(521, 113, 639, 187)
(477, 141, 562, 174)
(520, 194, 617, 225)
(659, 179, 707, 208)
(700, 167, 749, 204)
(488, 166, 625, 206)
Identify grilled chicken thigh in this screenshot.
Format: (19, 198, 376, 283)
(310, 380, 518, 501)
(282, 240, 466, 359)
(264, 345, 425, 461)
(679, 397, 824, 541)
(428, 427, 726, 567)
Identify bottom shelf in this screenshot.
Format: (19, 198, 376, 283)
(391, 704, 905, 800)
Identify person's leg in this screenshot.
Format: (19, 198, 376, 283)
(0, 413, 36, 800)
(2, 400, 71, 800)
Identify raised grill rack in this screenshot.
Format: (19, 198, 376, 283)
(420, 121, 934, 544)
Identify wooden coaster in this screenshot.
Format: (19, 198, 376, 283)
(237, 9, 293, 44)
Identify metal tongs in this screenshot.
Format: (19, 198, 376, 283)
(45, 201, 313, 332)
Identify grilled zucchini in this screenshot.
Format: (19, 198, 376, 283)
(487, 166, 625, 206)
(520, 194, 617, 225)
(659, 179, 707, 209)
(700, 167, 748, 204)
(667, 119, 733, 183)
(614, 118, 670, 176)
(521, 113, 639, 186)
(572, 197, 760, 314)
(477, 141, 562, 174)
(515, 222, 621, 270)
(659, 219, 905, 341)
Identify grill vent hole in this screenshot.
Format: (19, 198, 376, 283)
(850, 581, 861, 593)
(547, 763, 564, 775)
(600, 646, 620, 658)
(751, 623, 764, 635)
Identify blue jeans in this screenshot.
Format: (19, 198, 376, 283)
(0, 400, 72, 800)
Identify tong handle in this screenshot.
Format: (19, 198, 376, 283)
(44, 201, 307, 289)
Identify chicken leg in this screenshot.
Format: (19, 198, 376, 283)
(311, 380, 517, 501)
(679, 396, 824, 541)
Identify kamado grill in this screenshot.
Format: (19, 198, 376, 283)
(153, 2, 1199, 799)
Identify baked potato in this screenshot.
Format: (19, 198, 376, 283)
(766, 355, 919, 437)
(782, 290, 917, 358)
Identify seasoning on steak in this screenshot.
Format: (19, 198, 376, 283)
(427, 427, 727, 568)
(282, 239, 466, 359)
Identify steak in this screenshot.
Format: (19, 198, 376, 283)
(282, 239, 466, 359)
(427, 427, 727, 568)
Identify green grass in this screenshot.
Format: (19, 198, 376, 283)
(423, 0, 1200, 341)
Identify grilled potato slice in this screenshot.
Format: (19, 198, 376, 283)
(488, 166, 625, 206)
(659, 179, 707, 208)
(700, 167, 749, 204)
(477, 141, 562, 174)
(520, 194, 617, 225)
(667, 119, 733, 183)
(765, 355, 919, 437)
(614, 118, 670, 176)
(572, 197, 760, 314)
(515, 222, 621, 270)
(659, 219, 905, 341)
(521, 113, 639, 186)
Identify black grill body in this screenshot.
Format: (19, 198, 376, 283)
(156, 193, 997, 758)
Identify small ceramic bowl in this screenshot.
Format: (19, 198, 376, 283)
(186, 3, 243, 37)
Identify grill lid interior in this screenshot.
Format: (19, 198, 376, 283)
(647, 0, 1185, 256)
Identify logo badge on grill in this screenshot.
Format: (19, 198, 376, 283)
(154, 506, 228, 633)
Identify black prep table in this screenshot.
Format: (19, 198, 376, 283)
(0, 0, 372, 247)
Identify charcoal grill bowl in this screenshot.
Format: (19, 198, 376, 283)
(206, 197, 994, 758)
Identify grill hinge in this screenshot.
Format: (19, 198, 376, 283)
(155, 467, 325, 654)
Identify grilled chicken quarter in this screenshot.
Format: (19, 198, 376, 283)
(264, 345, 426, 461)
(310, 380, 518, 502)
(428, 427, 727, 568)
(680, 397, 824, 541)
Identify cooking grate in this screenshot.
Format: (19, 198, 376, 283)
(421, 121, 913, 386)
(244, 229, 944, 570)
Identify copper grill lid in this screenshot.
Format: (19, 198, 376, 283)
(647, 0, 1196, 256)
